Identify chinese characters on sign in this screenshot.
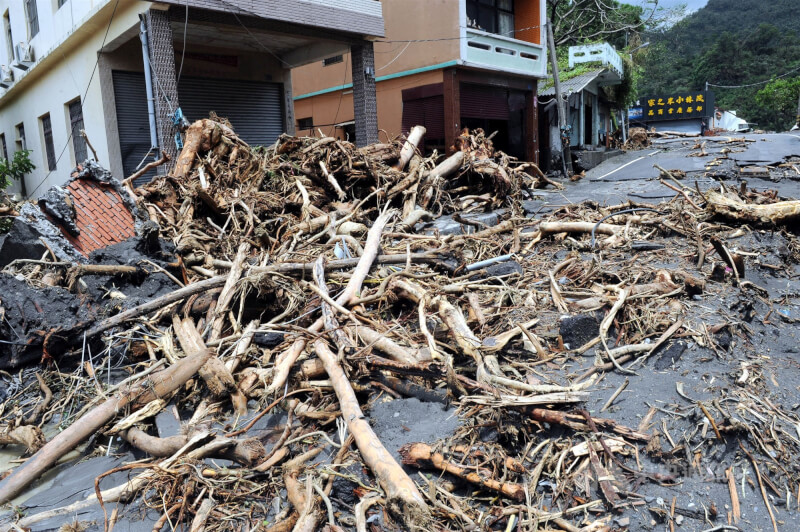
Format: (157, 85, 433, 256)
(640, 91, 715, 122)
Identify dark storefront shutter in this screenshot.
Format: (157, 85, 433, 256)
(178, 77, 284, 147)
(113, 72, 285, 187)
(460, 84, 510, 120)
(112, 70, 158, 187)
(402, 95, 444, 139)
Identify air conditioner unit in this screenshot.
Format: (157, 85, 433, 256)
(13, 42, 34, 68)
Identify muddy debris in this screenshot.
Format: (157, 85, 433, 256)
(1, 120, 800, 532)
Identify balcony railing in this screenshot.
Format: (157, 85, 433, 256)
(568, 43, 623, 78)
(463, 28, 546, 77)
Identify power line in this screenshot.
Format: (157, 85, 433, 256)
(215, 0, 298, 68)
(176, 0, 189, 83)
(708, 63, 800, 89)
(29, 0, 120, 199)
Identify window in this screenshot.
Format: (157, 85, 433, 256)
(40, 114, 56, 171)
(57, 0, 68, 8)
(25, 0, 39, 39)
(3, 11, 12, 63)
(0, 134, 7, 162)
(297, 117, 313, 130)
(467, 0, 514, 36)
(323, 55, 343, 66)
(68, 99, 87, 163)
(16, 123, 26, 151)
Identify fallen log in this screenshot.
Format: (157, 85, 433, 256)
(399, 442, 525, 501)
(394, 125, 426, 171)
(705, 190, 800, 225)
(0, 348, 213, 505)
(313, 339, 428, 525)
(172, 316, 246, 414)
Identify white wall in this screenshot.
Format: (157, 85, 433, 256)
(0, 0, 148, 198)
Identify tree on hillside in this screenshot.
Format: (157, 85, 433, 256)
(756, 78, 800, 131)
(691, 32, 746, 88)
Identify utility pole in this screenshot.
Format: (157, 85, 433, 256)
(546, 20, 572, 177)
(793, 89, 800, 131)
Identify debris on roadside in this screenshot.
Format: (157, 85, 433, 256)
(1, 120, 800, 531)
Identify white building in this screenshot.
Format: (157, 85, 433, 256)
(0, 0, 384, 198)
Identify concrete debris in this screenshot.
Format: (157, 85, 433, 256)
(0, 203, 85, 268)
(37, 186, 78, 237)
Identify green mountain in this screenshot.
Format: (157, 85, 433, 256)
(638, 0, 800, 130)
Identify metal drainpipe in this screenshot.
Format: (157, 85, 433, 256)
(139, 15, 159, 154)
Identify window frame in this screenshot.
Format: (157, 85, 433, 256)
(16, 123, 26, 151)
(25, 0, 39, 39)
(67, 98, 87, 164)
(466, 0, 515, 36)
(3, 11, 13, 63)
(40, 113, 57, 171)
(297, 117, 313, 130)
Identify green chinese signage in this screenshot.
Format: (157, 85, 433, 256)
(642, 91, 715, 122)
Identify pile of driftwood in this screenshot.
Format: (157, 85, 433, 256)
(2, 120, 800, 531)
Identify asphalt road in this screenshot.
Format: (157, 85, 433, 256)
(586, 133, 800, 182)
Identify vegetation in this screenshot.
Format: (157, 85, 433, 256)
(756, 78, 800, 129)
(546, 0, 676, 108)
(547, 0, 683, 48)
(638, 0, 800, 130)
(0, 150, 35, 191)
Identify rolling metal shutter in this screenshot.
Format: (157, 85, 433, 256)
(460, 84, 510, 120)
(112, 70, 158, 187)
(402, 95, 445, 139)
(177, 77, 284, 147)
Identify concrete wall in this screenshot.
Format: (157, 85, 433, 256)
(294, 70, 443, 141)
(0, 0, 147, 198)
(514, 0, 543, 45)
(0, 0, 114, 68)
(292, 0, 458, 99)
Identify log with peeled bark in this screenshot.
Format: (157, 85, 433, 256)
(209, 242, 249, 343)
(119, 427, 266, 466)
(705, 190, 800, 225)
(173, 119, 248, 179)
(394, 125, 426, 171)
(0, 348, 214, 505)
(399, 442, 525, 501)
(313, 340, 428, 525)
(429, 150, 465, 179)
(172, 316, 247, 415)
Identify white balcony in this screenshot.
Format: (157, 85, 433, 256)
(568, 43, 623, 79)
(462, 28, 546, 78)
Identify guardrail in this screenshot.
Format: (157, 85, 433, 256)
(568, 43, 623, 77)
(464, 28, 546, 77)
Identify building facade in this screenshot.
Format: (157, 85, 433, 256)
(0, 0, 384, 198)
(292, 0, 547, 163)
(538, 43, 625, 171)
